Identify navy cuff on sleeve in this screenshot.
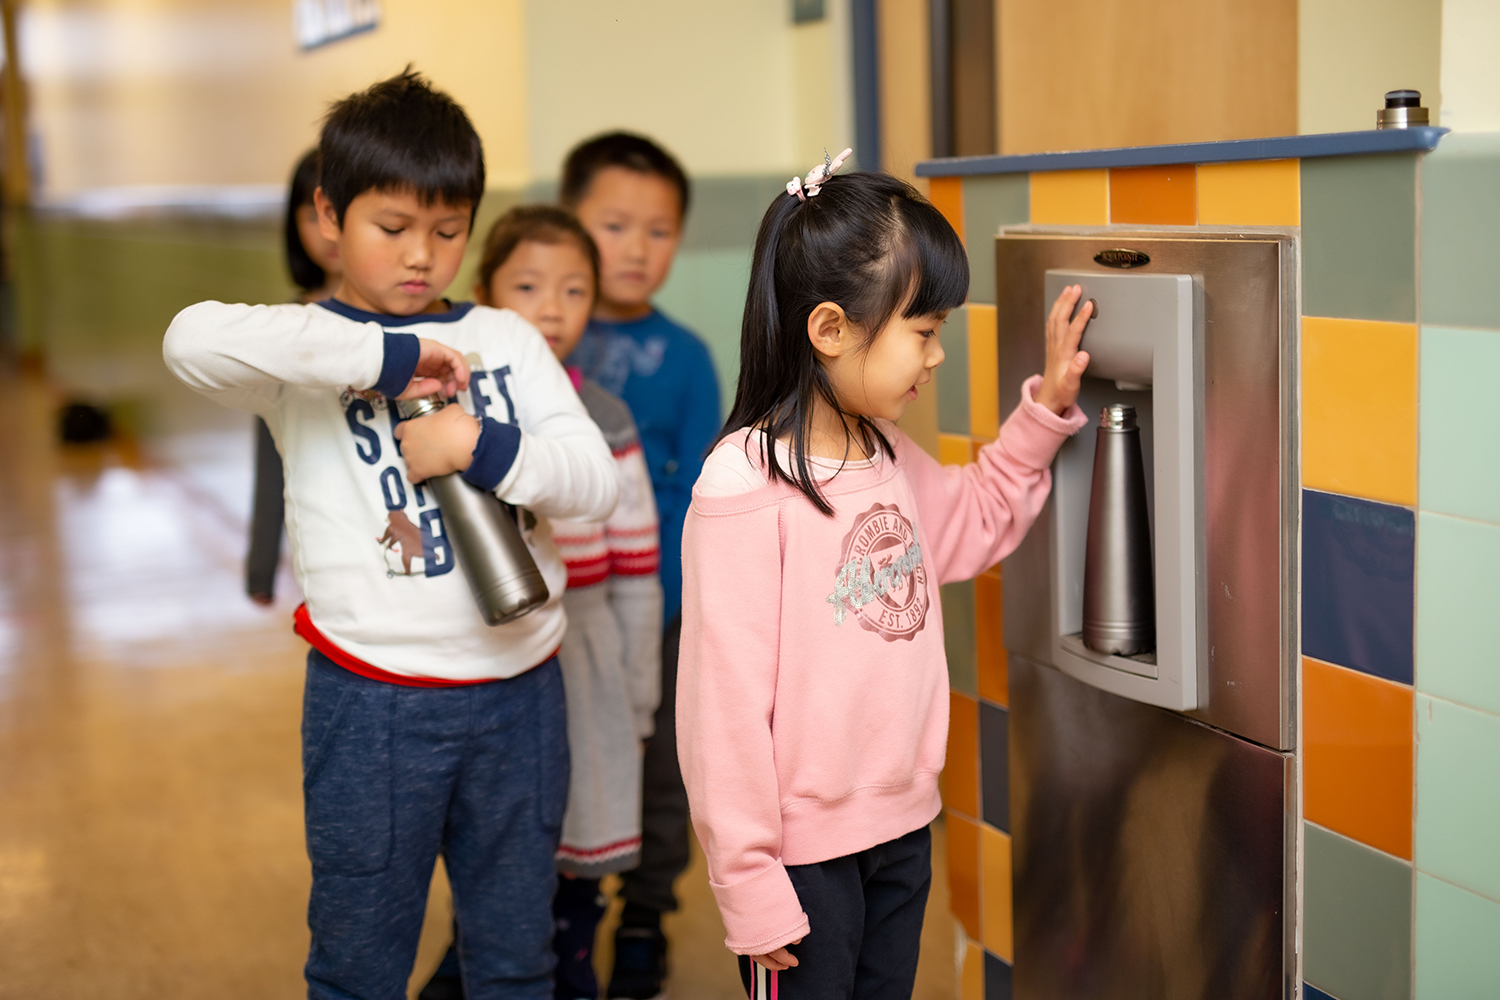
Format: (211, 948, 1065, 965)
(462, 418, 523, 492)
(373, 332, 420, 398)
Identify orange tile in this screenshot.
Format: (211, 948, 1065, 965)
(939, 433, 973, 467)
(929, 176, 965, 243)
(947, 812, 982, 941)
(980, 824, 1014, 961)
(1029, 169, 1108, 225)
(1304, 656, 1414, 859)
(960, 940, 985, 1000)
(1109, 164, 1197, 225)
(1197, 159, 1300, 226)
(946, 692, 980, 818)
(1302, 316, 1418, 506)
(975, 573, 1008, 706)
(967, 304, 999, 439)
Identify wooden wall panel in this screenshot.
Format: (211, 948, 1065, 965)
(997, 0, 1298, 155)
(878, 0, 931, 181)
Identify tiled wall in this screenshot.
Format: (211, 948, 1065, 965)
(927, 140, 1500, 999)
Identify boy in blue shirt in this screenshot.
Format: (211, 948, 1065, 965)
(165, 72, 618, 1000)
(561, 133, 720, 999)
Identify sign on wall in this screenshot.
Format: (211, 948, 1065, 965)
(294, 0, 380, 50)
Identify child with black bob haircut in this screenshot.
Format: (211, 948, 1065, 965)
(679, 155, 1092, 997)
(165, 70, 619, 1000)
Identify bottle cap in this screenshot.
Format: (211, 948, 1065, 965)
(1099, 403, 1137, 430)
(395, 395, 446, 420)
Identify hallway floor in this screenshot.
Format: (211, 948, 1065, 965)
(0, 354, 956, 998)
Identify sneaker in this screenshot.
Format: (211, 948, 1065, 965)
(606, 924, 667, 999)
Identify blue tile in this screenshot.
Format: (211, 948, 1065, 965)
(979, 701, 1009, 833)
(1302, 490, 1415, 684)
(1305, 985, 1340, 1000)
(984, 950, 1012, 1000)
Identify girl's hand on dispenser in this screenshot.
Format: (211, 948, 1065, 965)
(1034, 284, 1092, 415)
(396, 338, 471, 400)
(393, 404, 480, 483)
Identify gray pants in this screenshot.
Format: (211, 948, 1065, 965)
(620, 616, 690, 913)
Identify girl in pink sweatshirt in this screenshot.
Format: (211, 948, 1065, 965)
(677, 156, 1095, 999)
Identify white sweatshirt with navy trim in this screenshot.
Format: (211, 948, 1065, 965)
(163, 298, 619, 681)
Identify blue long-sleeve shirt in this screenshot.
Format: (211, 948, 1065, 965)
(571, 309, 721, 624)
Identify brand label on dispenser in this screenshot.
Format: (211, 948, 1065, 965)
(826, 503, 928, 641)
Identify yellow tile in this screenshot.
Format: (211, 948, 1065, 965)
(960, 939, 985, 1000)
(1029, 169, 1109, 225)
(939, 433, 973, 467)
(967, 304, 999, 439)
(1302, 316, 1418, 505)
(928, 175, 965, 243)
(980, 825, 1014, 961)
(1197, 159, 1300, 227)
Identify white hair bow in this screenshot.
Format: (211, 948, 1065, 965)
(787, 147, 853, 202)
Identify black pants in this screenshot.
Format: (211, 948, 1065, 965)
(737, 826, 932, 1000)
(619, 615, 690, 914)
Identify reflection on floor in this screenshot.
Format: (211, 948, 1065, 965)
(0, 361, 956, 998)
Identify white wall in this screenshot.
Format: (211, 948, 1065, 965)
(523, 0, 851, 180)
(1439, 0, 1500, 132)
(19, 0, 530, 202)
(1298, 0, 1442, 133)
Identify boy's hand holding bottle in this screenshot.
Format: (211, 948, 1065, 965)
(392, 338, 478, 483)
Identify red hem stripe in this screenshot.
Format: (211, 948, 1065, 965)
(293, 603, 557, 687)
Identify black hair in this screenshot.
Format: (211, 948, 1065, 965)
(720, 171, 968, 515)
(476, 205, 600, 302)
(284, 148, 325, 292)
(560, 131, 691, 218)
(319, 68, 485, 228)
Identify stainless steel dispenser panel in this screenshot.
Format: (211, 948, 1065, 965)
(1010, 656, 1294, 1000)
(997, 233, 1295, 751)
(1043, 269, 1203, 712)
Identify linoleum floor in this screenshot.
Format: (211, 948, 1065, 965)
(0, 355, 954, 999)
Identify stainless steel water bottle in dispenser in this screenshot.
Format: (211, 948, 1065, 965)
(396, 395, 550, 625)
(1082, 403, 1155, 656)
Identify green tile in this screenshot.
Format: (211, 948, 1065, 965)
(1302, 153, 1418, 322)
(1304, 822, 1413, 1000)
(961, 174, 1028, 306)
(1415, 694, 1500, 903)
(942, 579, 977, 695)
(1419, 326, 1500, 525)
(1414, 873, 1500, 999)
(1416, 513, 1500, 714)
(1420, 133, 1500, 330)
(937, 306, 970, 435)
(655, 247, 753, 416)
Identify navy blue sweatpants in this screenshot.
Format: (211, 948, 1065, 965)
(738, 825, 933, 1000)
(301, 648, 569, 1000)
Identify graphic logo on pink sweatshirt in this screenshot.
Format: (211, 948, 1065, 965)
(826, 503, 927, 641)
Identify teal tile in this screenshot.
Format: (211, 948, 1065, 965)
(937, 306, 970, 435)
(1420, 133, 1500, 329)
(1302, 154, 1418, 322)
(1419, 326, 1500, 524)
(961, 174, 1028, 306)
(1304, 822, 1413, 1000)
(655, 247, 753, 416)
(1414, 873, 1500, 999)
(942, 579, 977, 695)
(1416, 513, 1500, 714)
(1415, 694, 1500, 903)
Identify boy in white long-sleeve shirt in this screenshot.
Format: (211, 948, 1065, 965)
(163, 71, 618, 1000)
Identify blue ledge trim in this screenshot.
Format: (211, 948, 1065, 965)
(915, 128, 1448, 177)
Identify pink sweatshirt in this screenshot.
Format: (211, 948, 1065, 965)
(677, 375, 1087, 956)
